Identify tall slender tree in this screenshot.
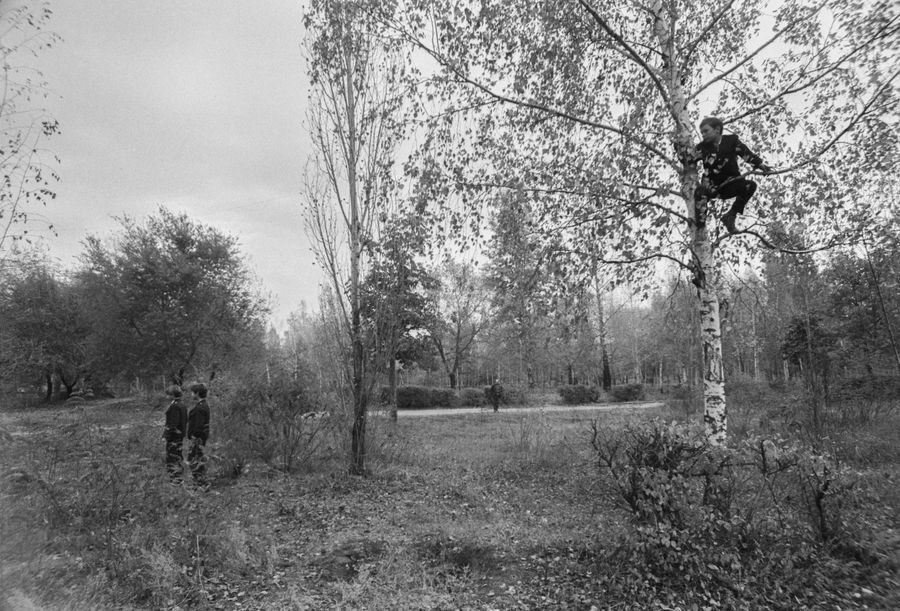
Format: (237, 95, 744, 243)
(302, 0, 410, 473)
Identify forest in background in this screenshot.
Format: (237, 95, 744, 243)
(3, 201, 899, 408)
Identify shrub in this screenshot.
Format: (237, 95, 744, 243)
(557, 385, 599, 405)
(610, 383, 645, 402)
(395, 386, 460, 409)
(430, 388, 458, 408)
(665, 385, 700, 416)
(588, 419, 875, 608)
(593, 420, 857, 540)
(502, 386, 526, 405)
(482, 385, 527, 406)
(216, 374, 332, 473)
(396, 386, 433, 409)
(458, 387, 486, 407)
(833, 374, 900, 401)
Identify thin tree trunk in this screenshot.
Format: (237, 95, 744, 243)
(44, 370, 53, 402)
(592, 259, 613, 391)
(863, 240, 900, 374)
(655, 1, 727, 444)
(388, 356, 398, 422)
(345, 37, 367, 476)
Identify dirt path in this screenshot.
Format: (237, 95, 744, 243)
(388, 400, 663, 418)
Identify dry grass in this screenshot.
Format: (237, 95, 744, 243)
(1, 394, 897, 610)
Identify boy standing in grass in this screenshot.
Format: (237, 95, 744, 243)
(187, 382, 211, 487)
(694, 117, 772, 234)
(163, 385, 188, 483)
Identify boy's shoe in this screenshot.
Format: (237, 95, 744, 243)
(721, 212, 738, 234)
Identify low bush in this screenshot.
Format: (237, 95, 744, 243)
(483, 385, 527, 407)
(396, 386, 433, 409)
(501, 386, 526, 405)
(589, 419, 875, 607)
(458, 387, 487, 407)
(558, 385, 599, 405)
(430, 388, 457, 408)
(610, 383, 645, 402)
(665, 385, 700, 416)
(396, 386, 460, 409)
(833, 374, 900, 401)
(216, 374, 333, 473)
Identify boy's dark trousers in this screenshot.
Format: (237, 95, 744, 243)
(166, 441, 184, 482)
(188, 439, 206, 485)
(697, 178, 757, 215)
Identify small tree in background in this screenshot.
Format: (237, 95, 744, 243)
(77, 207, 267, 386)
(0, 248, 90, 401)
(361, 211, 436, 420)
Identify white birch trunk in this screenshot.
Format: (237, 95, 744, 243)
(694, 236, 727, 444)
(653, 1, 728, 444)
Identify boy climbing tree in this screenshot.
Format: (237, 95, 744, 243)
(694, 117, 773, 234)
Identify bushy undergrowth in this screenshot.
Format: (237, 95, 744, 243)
(610, 383, 645, 402)
(215, 374, 338, 474)
(391, 385, 453, 409)
(664, 384, 701, 415)
(0, 408, 279, 609)
(834, 374, 900, 402)
(378, 385, 526, 409)
(557, 384, 600, 404)
(459, 387, 487, 407)
(2, 386, 896, 610)
(590, 418, 895, 608)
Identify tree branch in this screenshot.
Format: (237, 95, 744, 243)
(687, 5, 819, 103)
(386, 20, 679, 169)
(575, 0, 677, 123)
(679, 0, 739, 68)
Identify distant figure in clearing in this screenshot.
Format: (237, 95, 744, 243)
(163, 385, 188, 483)
(694, 117, 773, 234)
(488, 379, 503, 412)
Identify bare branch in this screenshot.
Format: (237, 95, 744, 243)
(723, 227, 853, 255)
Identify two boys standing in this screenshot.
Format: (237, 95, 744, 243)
(163, 382, 210, 486)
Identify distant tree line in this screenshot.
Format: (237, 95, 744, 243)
(287, 207, 900, 403)
(0, 207, 267, 401)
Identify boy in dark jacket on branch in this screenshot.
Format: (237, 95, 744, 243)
(163, 385, 188, 483)
(187, 382, 211, 487)
(694, 117, 772, 234)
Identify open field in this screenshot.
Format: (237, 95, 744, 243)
(2, 392, 899, 610)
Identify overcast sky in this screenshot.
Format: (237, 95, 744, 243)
(25, 1, 319, 328)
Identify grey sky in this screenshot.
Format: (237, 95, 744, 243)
(30, 1, 318, 328)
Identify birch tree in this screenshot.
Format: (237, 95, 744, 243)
(387, 0, 899, 444)
(302, 0, 408, 473)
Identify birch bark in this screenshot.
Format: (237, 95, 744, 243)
(653, 0, 727, 444)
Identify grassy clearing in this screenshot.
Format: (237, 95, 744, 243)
(1, 393, 898, 610)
